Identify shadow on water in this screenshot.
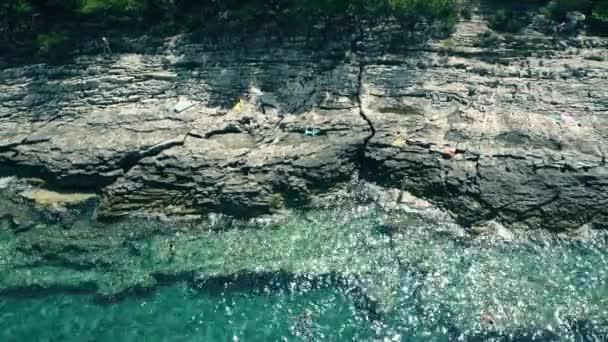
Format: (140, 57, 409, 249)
(0, 283, 98, 300)
(2, 252, 608, 341)
(2, 191, 608, 341)
(86, 268, 384, 324)
(187, 270, 385, 322)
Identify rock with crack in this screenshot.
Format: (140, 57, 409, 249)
(0, 27, 607, 229)
(0, 101, 194, 188)
(360, 43, 608, 230)
(99, 106, 369, 219)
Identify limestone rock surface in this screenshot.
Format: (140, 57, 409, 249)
(1, 19, 607, 230)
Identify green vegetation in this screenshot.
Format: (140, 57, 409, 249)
(588, 1, 608, 34)
(2, 0, 607, 60)
(488, 0, 608, 34)
(545, 0, 593, 19)
(488, 8, 525, 32)
(460, 0, 478, 20)
(1, 0, 463, 59)
(36, 31, 67, 56)
(543, 0, 608, 34)
(0, 0, 463, 30)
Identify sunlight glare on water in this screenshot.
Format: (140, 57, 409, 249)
(1, 206, 607, 341)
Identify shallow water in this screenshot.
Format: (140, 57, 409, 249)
(1, 202, 608, 341)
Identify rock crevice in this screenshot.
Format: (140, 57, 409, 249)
(1, 21, 607, 229)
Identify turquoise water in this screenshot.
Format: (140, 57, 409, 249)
(1, 204, 608, 341)
(1, 281, 373, 341)
(2, 252, 608, 342)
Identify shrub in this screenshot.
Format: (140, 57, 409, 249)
(2, 0, 467, 60)
(547, 0, 593, 20)
(537, 0, 607, 34)
(383, 0, 459, 33)
(36, 31, 67, 55)
(0, 0, 33, 34)
(3, 0, 463, 34)
(388, 0, 458, 19)
(79, 0, 144, 15)
(460, 0, 476, 20)
(588, 1, 608, 34)
(488, 9, 524, 32)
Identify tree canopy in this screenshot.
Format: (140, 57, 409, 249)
(1, 0, 606, 60)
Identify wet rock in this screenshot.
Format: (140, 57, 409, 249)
(564, 223, 591, 239)
(0, 199, 38, 232)
(366, 184, 437, 213)
(471, 220, 515, 242)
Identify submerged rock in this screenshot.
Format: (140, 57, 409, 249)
(0, 199, 606, 337)
(0, 197, 37, 232)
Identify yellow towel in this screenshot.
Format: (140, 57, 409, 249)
(392, 136, 406, 147)
(233, 98, 245, 113)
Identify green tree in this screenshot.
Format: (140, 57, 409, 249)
(0, 0, 33, 37)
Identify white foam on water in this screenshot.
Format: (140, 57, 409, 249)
(0, 177, 16, 189)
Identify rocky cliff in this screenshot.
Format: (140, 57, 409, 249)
(1, 16, 607, 231)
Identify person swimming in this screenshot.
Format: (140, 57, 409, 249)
(168, 241, 176, 260)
